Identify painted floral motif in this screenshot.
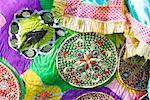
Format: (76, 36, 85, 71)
(21, 70, 62, 100)
(56, 33, 117, 88)
(0, 63, 21, 100)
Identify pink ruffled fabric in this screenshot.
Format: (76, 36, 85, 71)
(64, 0, 126, 21)
(0, 14, 6, 28)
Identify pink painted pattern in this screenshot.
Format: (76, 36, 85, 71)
(64, 0, 126, 21)
(127, 14, 150, 44)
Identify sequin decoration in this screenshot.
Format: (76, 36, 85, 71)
(56, 32, 117, 88)
(0, 62, 23, 99)
(118, 45, 149, 91)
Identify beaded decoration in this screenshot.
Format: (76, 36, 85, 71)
(9, 9, 66, 59)
(0, 62, 24, 99)
(61, 87, 121, 100)
(75, 92, 114, 100)
(56, 32, 117, 88)
(117, 45, 149, 91)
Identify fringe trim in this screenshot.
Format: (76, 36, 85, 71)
(52, 0, 126, 34)
(124, 42, 150, 60)
(62, 16, 126, 34)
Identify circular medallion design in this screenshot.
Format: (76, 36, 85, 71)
(0, 62, 22, 99)
(76, 92, 114, 100)
(9, 9, 65, 59)
(56, 32, 117, 88)
(118, 45, 149, 90)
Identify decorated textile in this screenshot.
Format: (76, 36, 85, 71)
(124, 0, 150, 60)
(0, 0, 150, 99)
(52, 0, 150, 60)
(0, 58, 25, 100)
(123, 15, 150, 60)
(52, 0, 126, 34)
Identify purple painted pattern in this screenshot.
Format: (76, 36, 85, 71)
(0, 0, 41, 74)
(61, 87, 121, 100)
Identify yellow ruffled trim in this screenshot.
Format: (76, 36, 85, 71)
(62, 15, 126, 34)
(124, 42, 150, 60)
(52, 0, 126, 34)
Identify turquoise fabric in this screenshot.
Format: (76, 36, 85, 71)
(126, 0, 150, 26)
(81, 0, 109, 6)
(148, 79, 150, 99)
